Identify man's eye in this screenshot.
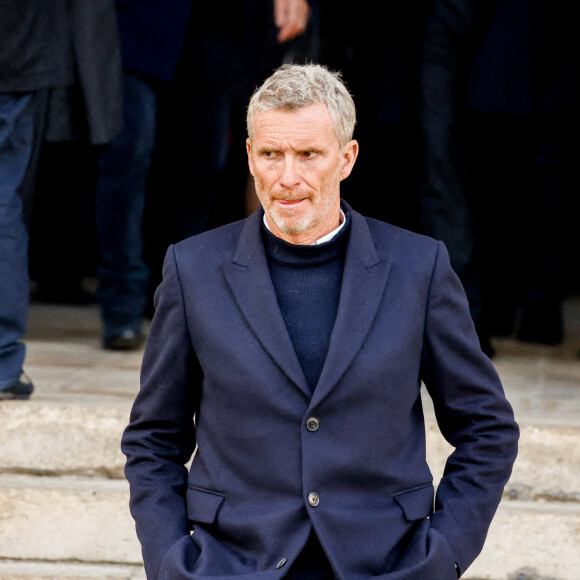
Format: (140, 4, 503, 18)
(303, 151, 318, 159)
(263, 151, 276, 158)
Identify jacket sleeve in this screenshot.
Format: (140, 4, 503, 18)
(121, 245, 201, 579)
(420, 241, 519, 576)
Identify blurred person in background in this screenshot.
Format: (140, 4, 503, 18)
(0, 0, 122, 398)
(97, 0, 310, 351)
(420, 0, 579, 353)
(308, 0, 432, 232)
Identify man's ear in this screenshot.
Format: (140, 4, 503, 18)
(340, 140, 359, 181)
(246, 138, 255, 176)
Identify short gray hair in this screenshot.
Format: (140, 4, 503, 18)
(246, 64, 356, 148)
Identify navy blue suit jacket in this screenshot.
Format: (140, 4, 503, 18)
(122, 203, 519, 579)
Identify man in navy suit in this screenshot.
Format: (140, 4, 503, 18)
(122, 64, 519, 579)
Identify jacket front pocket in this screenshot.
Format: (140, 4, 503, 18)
(393, 483, 434, 521)
(186, 486, 225, 524)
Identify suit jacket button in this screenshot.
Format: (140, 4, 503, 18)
(308, 491, 320, 507)
(306, 417, 320, 432)
(276, 558, 287, 569)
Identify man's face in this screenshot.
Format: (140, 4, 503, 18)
(247, 103, 358, 245)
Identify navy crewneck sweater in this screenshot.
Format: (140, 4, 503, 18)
(262, 211, 351, 394)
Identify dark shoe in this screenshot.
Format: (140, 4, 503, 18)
(103, 330, 146, 351)
(0, 373, 34, 400)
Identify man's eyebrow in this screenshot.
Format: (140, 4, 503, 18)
(255, 143, 325, 154)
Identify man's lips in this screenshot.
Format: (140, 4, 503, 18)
(274, 196, 307, 207)
(277, 199, 303, 206)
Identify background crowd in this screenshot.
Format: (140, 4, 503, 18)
(1, 0, 578, 395)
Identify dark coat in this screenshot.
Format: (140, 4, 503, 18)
(0, 0, 121, 144)
(115, 0, 194, 82)
(45, 0, 123, 145)
(0, 0, 74, 92)
(122, 203, 519, 579)
(114, 0, 253, 84)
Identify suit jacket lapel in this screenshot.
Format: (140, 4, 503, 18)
(312, 208, 392, 406)
(222, 210, 311, 398)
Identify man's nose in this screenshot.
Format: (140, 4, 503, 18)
(279, 156, 300, 188)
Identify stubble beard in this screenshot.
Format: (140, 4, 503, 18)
(260, 168, 342, 238)
(268, 200, 315, 236)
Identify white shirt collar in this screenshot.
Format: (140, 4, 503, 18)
(263, 209, 346, 246)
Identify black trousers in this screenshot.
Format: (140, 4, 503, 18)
(284, 531, 335, 579)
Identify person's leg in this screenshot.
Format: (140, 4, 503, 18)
(0, 92, 36, 397)
(144, 31, 235, 296)
(95, 73, 156, 349)
(517, 119, 568, 345)
(156, 30, 234, 239)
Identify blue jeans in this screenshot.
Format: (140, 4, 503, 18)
(95, 74, 155, 340)
(0, 93, 35, 388)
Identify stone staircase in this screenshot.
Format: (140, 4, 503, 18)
(1, 302, 580, 580)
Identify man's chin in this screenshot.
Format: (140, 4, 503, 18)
(270, 213, 312, 237)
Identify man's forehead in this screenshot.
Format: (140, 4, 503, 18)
(254, 102, 330, 120)
(252, 104, 336, 142)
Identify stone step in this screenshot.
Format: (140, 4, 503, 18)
(426, 421, 580, 503)
(1, 474, 579, 579)
(0, 561, 145, 580)
(2, 396, 579, 502)
(468, 500, 580, 579)
(0, 399, 129, 479)
(0, 475, 141, 565)
(0, 400, 128, 479)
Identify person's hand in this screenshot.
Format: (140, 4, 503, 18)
(274, 0, 310, 43)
